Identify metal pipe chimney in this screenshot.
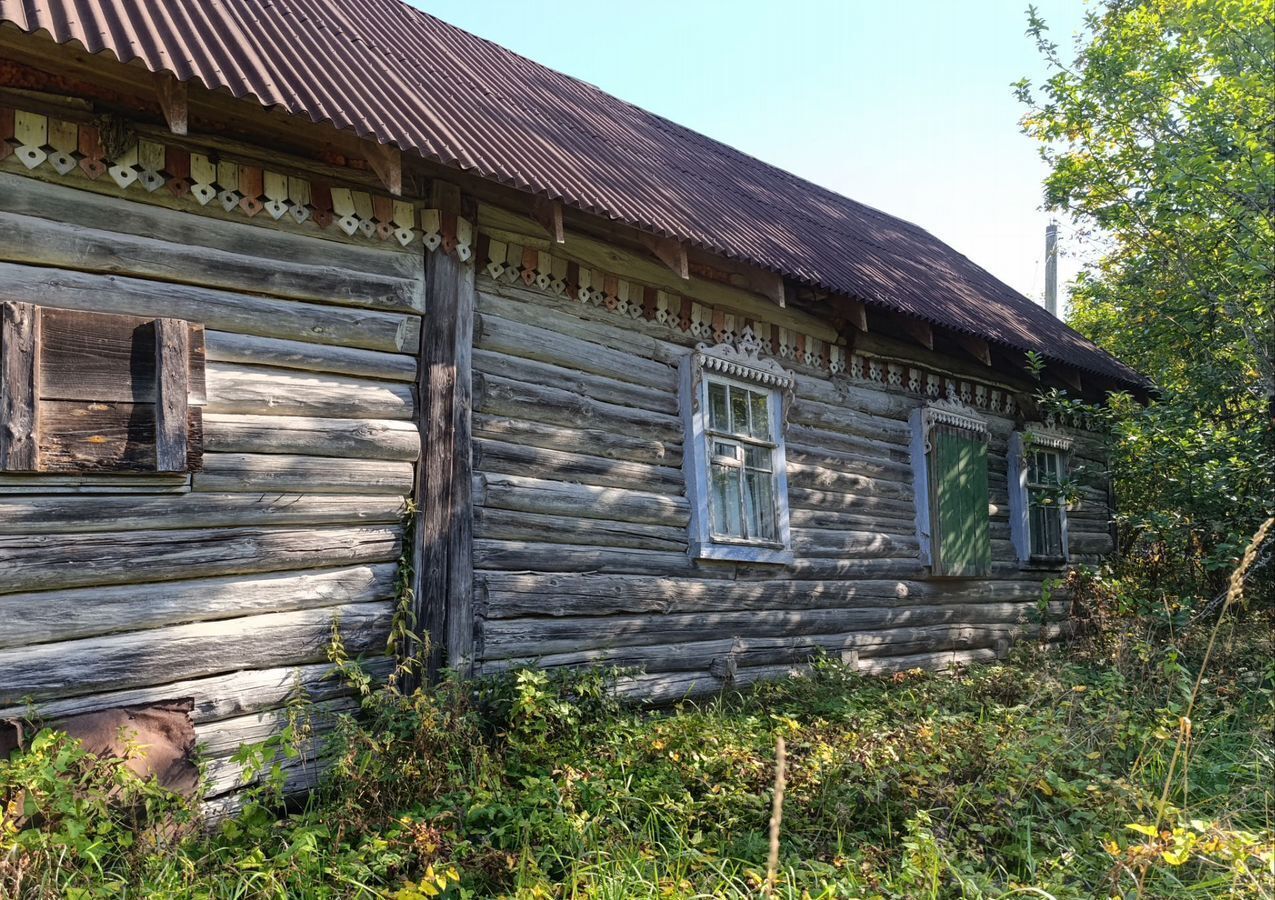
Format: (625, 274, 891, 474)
(1044, 222, 1059, 318)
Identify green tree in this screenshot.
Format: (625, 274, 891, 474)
(1017, 0, 1274, 591)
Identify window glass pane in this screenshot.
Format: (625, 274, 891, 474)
(710, 463, 743, 537)
(749, 390, 771, 440)
(745, 470, 776, 541)
(708, 381, 728, 431)
(729, 385, 751, 435)
(744, 444, 771, 472)
(713, 440, 739, 462)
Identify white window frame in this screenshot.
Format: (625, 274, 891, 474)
(1008, 428, 1073, 566)
(680, 339, 794, 565)
(909, 399, 989, 569)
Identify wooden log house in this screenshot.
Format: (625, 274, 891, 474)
(0, 0, 1146, 810)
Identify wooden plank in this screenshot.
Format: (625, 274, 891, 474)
(38, 306, 157, 402)
(155, 317, 190, 471)
(39, 400, 156, 473)
(0, 524, 401, 593)
(956, 333, 993, 367)
(416, 181, 477, 677)
(0, 301, 40, 471)
(0, 261, 420, 353)
(901, 318, 934, 350)
(0, 601, 392, 704)
(638, 233, 689, 280)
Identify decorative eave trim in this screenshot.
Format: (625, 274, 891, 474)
(1023, 427, 1074, 452)
(695, 331, 796, 391)
(0, 105, 473, 259)
(922, 398, 988, 437)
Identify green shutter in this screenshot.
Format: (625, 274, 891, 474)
(930, 425, 991, 576)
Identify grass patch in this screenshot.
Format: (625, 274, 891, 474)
(3, 613, 1272, 898)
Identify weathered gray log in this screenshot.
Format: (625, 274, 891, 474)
(0, 262, 420, 352)
(478, 571, 1059, 619)
(155, 317, 191, 472)
(785, 442, 911, 481)
(0, 601, 393, 703)
(477, 288, 687, 366)
(787, 485, 915, 519)
(474, 540, 700, 576)
(203, 413, 419, 460)
(787, 461, 914, 501)
(0, 524, 401, 593)
(789, 506, 918, 533)
(205, 363, 414, 419)
(791, 527, 919, 558)
(479, 602, 1064, 659)
(0, 657, 395, 724)
(195, 697, 357, 758)
(475, 438, 683, 492)
(789, 397, 910, 446)
(792, 372, 916, 420)
(204, 331, 416, 382)
(0, 492, 405, 536)
(858, 647, 1001, 675)
(0, 472, 189, 493)
(785, 423, 908, 466)
(194, 452, 413, 495)
(476, 372, 682, 442)
(473, 414, 677, 467)
(474, 347, 674, 415)
(0, 173, 424, 305)
(475, 473, 688, 527)
(476, 311, 677, 390)
(474, 507, 687, 552)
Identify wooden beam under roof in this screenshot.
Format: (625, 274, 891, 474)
(901, 318, 934, 351)
(152, 72, 187, 135)
(956, 333, 992, 367)
(640, 233, 689, 280)
(532, 197, 565, 243)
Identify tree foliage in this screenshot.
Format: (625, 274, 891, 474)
(1017, 0, 1275, 588)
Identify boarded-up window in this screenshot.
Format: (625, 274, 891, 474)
(0, 302, 205, 474)
(910, 402, 991, 578)
(928, 425, 991, 576)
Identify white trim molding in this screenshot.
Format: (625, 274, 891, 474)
(680, 335, 795, 565)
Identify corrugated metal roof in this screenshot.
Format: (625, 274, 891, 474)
(0, 0, 1145, 386)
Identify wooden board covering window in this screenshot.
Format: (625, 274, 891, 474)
(929, 424, 991, 577)
(0, 302, 205, 473)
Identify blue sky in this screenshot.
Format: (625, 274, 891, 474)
(409, 0, 1089, 308)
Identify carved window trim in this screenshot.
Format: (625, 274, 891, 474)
(1008, 428, 1073, 567)
(680, 334, 794, 565)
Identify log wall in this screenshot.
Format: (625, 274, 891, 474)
(470, 274, 1114, 701)
(0, 171, 419, 807)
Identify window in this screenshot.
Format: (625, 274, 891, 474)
(0, 302, 205, 475)
(1009, 430, 1072, 565)
(681, 339, 794, 564)
(910, 401, 991, 577)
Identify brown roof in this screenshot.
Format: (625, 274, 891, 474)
(0, 0, 1145, 386)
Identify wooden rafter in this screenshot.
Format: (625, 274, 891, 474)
(640, 233, 689, 280)
(362, 140, 402, 197)
(901, 318, 934, 350)
(153, 72, 187, 136)
(841, 297, 869, 333)
(956, 333, 992, 367)
(532, 197, 565, 243)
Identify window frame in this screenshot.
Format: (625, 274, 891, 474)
(680, 343, 794, 565)
(1008, 429, 1073, 567)
(909, 400, 991, 577)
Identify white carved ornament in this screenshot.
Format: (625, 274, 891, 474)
(921, 398, 988, 444)
(695, 326, 796, 391)
(1023, 427, 1074, 451)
